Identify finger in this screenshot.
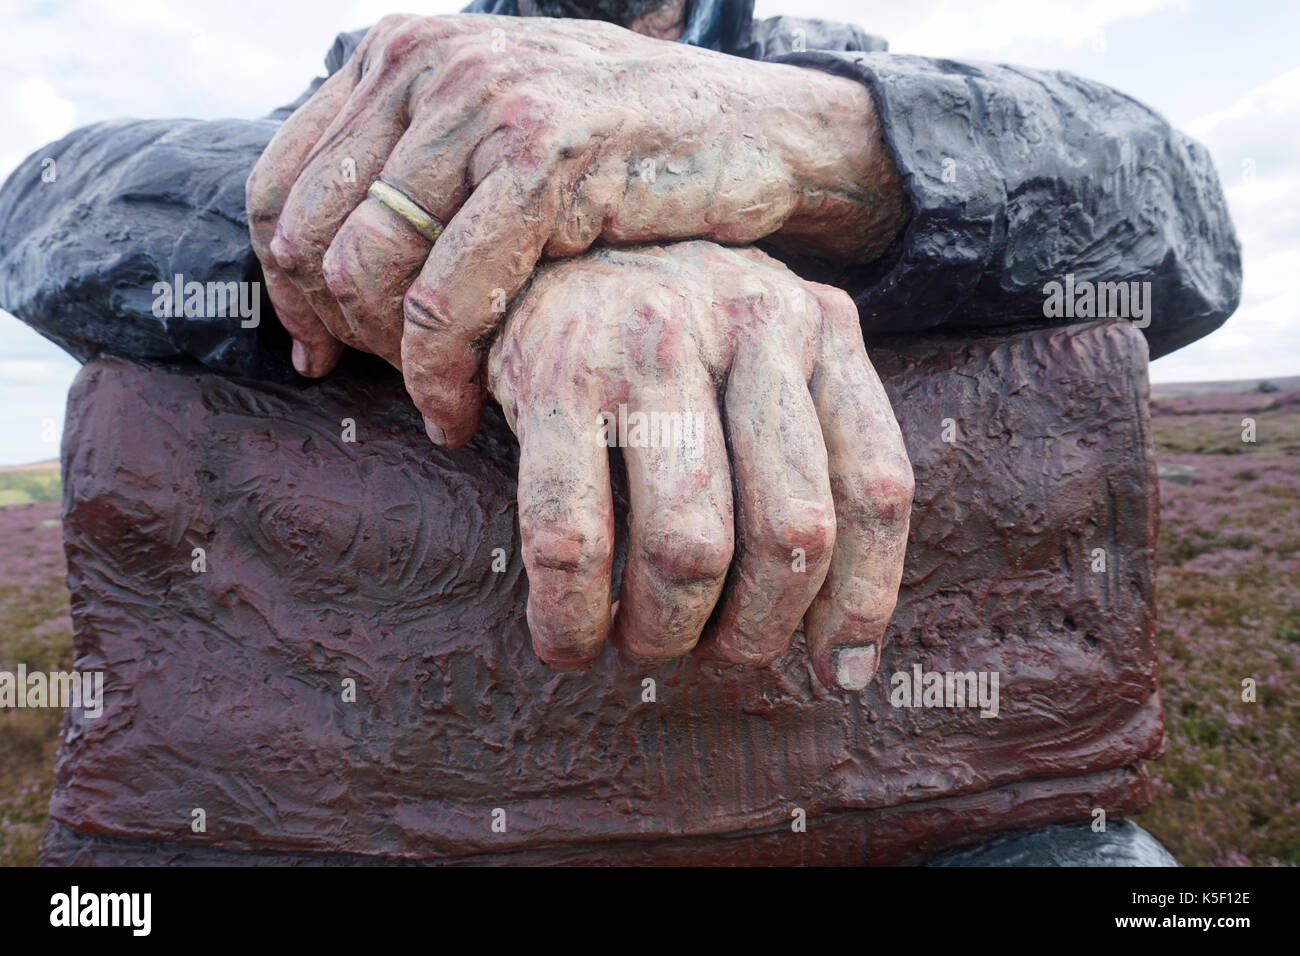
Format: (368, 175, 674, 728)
(372, 72, 501, 225)
(401, 165, 561, 446)
(319, 89, 496, 366)
(695, 332, 837, 666)
(263, 269, 345, 375)
(387, 69, 625, 442)
(246, 59, 360, 256)
(271, 29, 435, 360)
(385, 78, 624, 257)
(322, 196, 431, 367)
(246, 13, 416, 375)
(611, 380, 733, 664)
(248, 66, 359, 375)
(248, 47, 377, 374)
(514, 379, 616, 672)
(803, 288, 914, 693)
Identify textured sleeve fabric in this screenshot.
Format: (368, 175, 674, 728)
(767, 50, 1242, 358)
(749, 15, 887, 57)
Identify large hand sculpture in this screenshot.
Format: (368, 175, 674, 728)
(246, 14, 908, 444)
(488, 241, 913, 690)
(245, 14, 915, 693)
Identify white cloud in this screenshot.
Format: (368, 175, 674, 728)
(1185, 66, 1300, 141)
(1150, 64, 1300, 383)
(0, 75, 77, 180)
(755, 0, 1183, 58)
(0, 311, 80, 465)
(0, 1, 465, 184)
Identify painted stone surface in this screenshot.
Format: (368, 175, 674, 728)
(42, 317, 1163, 865)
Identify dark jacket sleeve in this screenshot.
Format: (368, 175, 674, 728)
(767, 50, 1242, 359)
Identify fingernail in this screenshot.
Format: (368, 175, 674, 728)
(423, 416, 446, 445)
(834, 645, 878, 691)
(291, 341, 311, 376)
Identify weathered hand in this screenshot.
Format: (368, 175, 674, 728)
(487, 241, 913, 692)
(246, 13, 907, 447)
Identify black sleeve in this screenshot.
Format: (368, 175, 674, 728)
(766, 50, 1242, 359)
(748, 15, 887, 57)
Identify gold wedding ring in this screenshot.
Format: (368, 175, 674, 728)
(367, 180, 444, 244)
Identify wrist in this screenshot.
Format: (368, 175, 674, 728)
(756, 63, 910, 263)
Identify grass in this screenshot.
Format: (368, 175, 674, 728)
(0, 468, 61, 508)
(0, 468, 71, 867)
(1133, 396, 1300, 865)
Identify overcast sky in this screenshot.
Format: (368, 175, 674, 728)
(1, 0, 1295, 465)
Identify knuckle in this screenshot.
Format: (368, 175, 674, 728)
(847, 593, 902, 631)
(371, 12, 419, 39)
(378, 18, 435, 61)
(372, 16, 475, 73)
(320, 237, 360, 307)
(268, 228, 315, 279)
(752, 499, 837, 567)
(846, 463, 915, 525)
(244, 166, 272, 223)
(726, 277, 788, 325)
(484, 345, 521, 420)
(869, 467, 916, 522)
(639, 515, 733, 584)
(245, 170, 283, 250)
(628, 286, 685, 337)
(493, 87, 553, 124)
(815, 284, 867, 340)
(441, 42, 501, 85)
(505, 125, 560, 171)
(486, 90, 562, 152)
(815, 284, 857, 320)
(523, 523, 611, 578)
(402, 281, 451, 334)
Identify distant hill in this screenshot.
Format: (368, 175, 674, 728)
(1151, 375, 1300, 398)
(0, 461, 60, 507)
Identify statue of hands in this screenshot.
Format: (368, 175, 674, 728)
(245, 16, 915, 692)
(245, 14, 907, 445)
(492, 241, 913, 691)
